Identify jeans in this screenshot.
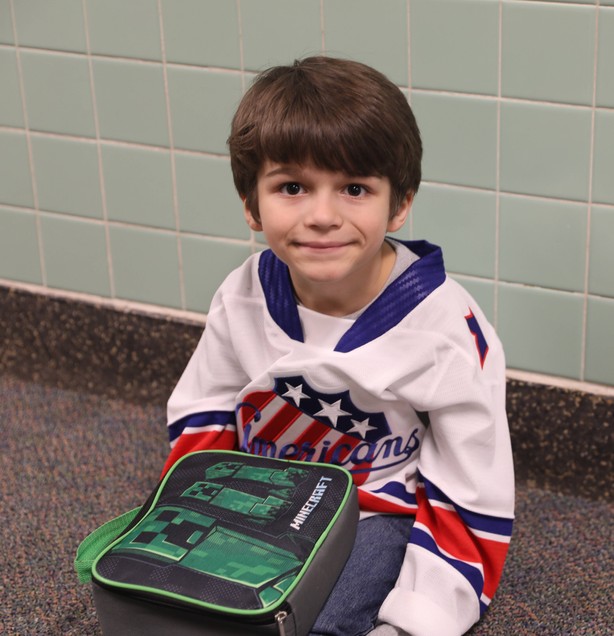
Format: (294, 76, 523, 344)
(309, 514, 414, 636)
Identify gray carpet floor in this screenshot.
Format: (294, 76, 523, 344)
(1, 373, 612, 635)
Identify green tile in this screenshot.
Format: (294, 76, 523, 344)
(167, 67, 242, 154)
(502, 2, 595, 106)
(324, 0, 408, 86)
(498, 284, 583, 379)
(500, 102, 591, 201)
(0, 50, 23, 126)
(181, 236, 252, 312)
(585, 296, 614, 386)
(0, 131, 33, 208)
(40, 214, 110, 296)
(87, 0, 162, 61)
(592, 110, 614, 205)
(93, 58, 168, 146)
(589, 205, 614, 297)
(161, 0, 240, 69)
(597, 9, 614, 107)
(0, 0, 14, 44)
(410, 0, 498, 96)
(451, 276, 496, 325)
(601, 0, 614, 6)
(109, 225, 181, 308)
(21, 50, 96, 137)
(175, 154, 248, 239)
(0, 207, 41, 283)
(412, 184, 496, 278)
(13, 0, 86, 52)
(32, 136, 102, 218)
(412, 92, 498, 190)
(101, 144, 174, 229)
(242, 0, 322, 71)
(499, 195, 587, 292)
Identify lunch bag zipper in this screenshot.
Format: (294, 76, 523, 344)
(275, 610, 288, 636)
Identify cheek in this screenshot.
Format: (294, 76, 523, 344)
(359, 215, 392, 239)
(259, 221, 288, 245)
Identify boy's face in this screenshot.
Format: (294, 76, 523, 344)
(244, 161, 411, 316)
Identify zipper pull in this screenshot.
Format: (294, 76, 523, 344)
(275, 610, 288, 636)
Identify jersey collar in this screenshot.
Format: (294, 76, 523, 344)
(258, 239, 446, 352)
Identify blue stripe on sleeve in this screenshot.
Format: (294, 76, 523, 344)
(410, 526, 485, 601)
(421, 473, 513, 537)
(168, 410, 236, 443)
(371, 481, 418, 506)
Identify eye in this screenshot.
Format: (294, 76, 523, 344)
(345, 184, 366, 197)
(281, 182, 303, 195)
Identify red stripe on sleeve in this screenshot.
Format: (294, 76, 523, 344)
(415, 486, 510, 599)
(161, 429, 237, 476)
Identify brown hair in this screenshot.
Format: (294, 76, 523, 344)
(227, 56, 422, 221)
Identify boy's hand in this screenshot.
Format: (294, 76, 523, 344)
(370, 624, 409, 636)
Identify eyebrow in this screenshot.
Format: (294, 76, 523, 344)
(261, 165, 298, 179)
(261, 165, 383, 182)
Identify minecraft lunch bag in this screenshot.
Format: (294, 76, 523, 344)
(75, 450, 358, 636)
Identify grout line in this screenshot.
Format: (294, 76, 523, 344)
(0, 125, 233, 160)
(157, 0, 186, 310)
(494, 0, 504, 330)
(0, 203, 253, 244)
(320, 0, 326, 53)
(8, 0, 46, 287)
(0, 127, 232, 159)
(418, 180, 607, 208)
(579, 3, 601, 382)
(411, 87, 608, 111)
(406, 0, 414, 240)
(406, 0, 412, 91)
(236, 0, 246, 94)
(81, 0, 115, 298)
(235, 0, 256, 253)
(0, 42, 245, 74)
(508, 1, 607, 8)
(452, 274, 587, 297)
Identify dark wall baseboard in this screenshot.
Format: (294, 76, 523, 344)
(0, 286, 202, 406)
(1, 285, 611, 502)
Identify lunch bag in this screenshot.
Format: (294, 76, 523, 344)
(75, 450, 359, 636)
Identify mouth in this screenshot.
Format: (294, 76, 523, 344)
(294, 241, 349, 251)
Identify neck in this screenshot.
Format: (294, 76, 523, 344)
(292, 242, 397, 317)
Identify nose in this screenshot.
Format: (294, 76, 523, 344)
(304, 193, 342, 229)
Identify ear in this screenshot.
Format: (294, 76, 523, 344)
(387, 192, 413, 232)
(243, 197, 263, 231)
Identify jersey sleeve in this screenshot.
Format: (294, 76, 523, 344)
(379, 314, 515, 636)
(161, 296, 248, 476)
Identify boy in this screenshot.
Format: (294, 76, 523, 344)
(163, 57, 514, 636)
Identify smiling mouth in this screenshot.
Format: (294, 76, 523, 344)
(296, 241, 349, 250)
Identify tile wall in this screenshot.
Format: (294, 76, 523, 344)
(0, 0, 613, 387)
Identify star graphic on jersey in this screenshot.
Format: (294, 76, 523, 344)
(315, 399, 351, 427)
(347, 418, 377, 439)
(283, 383, 309, 406)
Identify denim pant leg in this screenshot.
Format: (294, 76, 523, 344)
(309, 514, 414, 636)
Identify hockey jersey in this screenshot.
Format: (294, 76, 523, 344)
(164, 239, 515, 636)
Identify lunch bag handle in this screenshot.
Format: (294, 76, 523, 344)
(74, 508, 140, 583)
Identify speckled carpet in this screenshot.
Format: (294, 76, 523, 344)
(1, 373, 612, 635)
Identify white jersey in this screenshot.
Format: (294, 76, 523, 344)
(165, 239, 515, 636)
